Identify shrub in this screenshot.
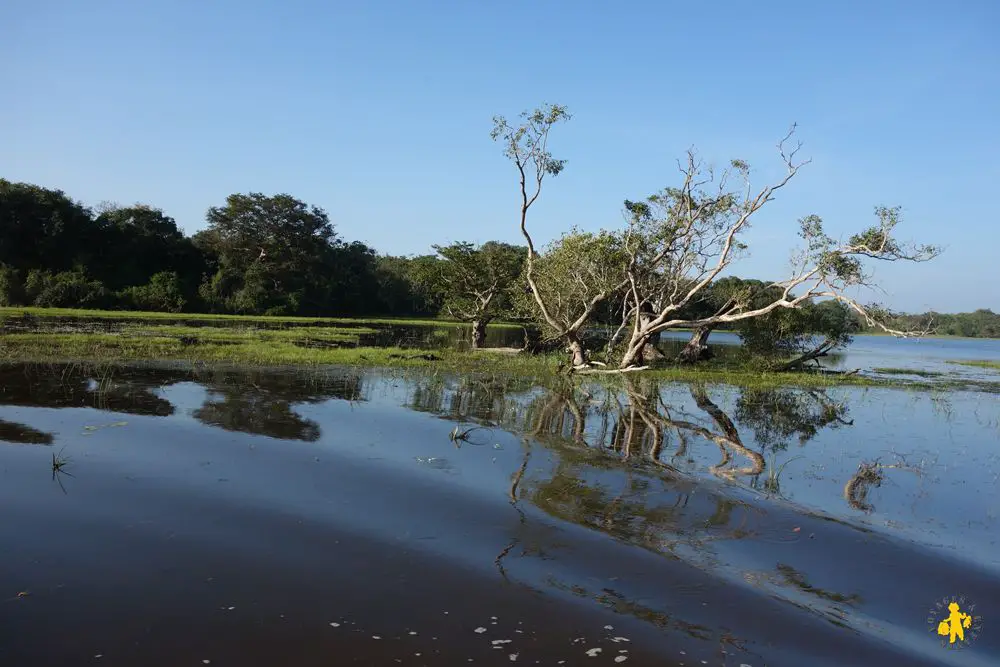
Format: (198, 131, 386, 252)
(119, 271, 187, 313)
(28, 270, 114, 309)
(0, 264, 25, 306)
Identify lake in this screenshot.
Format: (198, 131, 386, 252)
(1, 361, 998, 666)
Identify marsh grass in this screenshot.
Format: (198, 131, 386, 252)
(874, 367, 946, 378)
(2, 312, 998, 392)
(948, 359, 1000, 370)
(51, 448, 72, 475)
(0, 331, 564, 377)
(0, 306, 523, 329)
(764, 454, 804, 495)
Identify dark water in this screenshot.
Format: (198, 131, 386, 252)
(1, 363, 998, 666)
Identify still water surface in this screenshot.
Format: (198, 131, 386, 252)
(1, 363, 998, 666)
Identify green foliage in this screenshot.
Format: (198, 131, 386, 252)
(197, 192, 340, 315)
(869, 309, 1000, 338)
(797, 206, 939, 287)
(430, 241, 526, 323)
(374, 254, 443, 317)
(0, 264, 25, 306)
(739, 299, 859, 359)
(119, 272, 187, 313)
(0, 179, 97, 274)
(515, 229, 626, 337)
(26, 270, 114, 309)
(491, 104, 571, 178)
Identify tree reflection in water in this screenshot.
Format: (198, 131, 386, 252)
(404, 373, 861, 554)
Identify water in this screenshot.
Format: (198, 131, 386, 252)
(659, 330, 1000, 382)
(1, 362, 998, 666)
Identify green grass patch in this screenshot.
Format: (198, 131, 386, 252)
(0, 306, 524, 329)
(0, 331, 562, 378)
(3, 317, 998, 392)
(947, 359, 1000, 370)
(120, 323, 376, 342)
(644, 365, 886, 389)
(873, 367, 946, 378)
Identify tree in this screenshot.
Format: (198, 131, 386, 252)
(94, 204, 206, 302)
(512, 230, 627, 366)
(493, 104, 617, 365)
(119, 271, 187, 313)
(737, 299, 860, 370)
(0, 264, 25, 306)
(612, 130, 940, 370)
(25, 269, 113, 309)
(665, 277, 777, 364)
(429, 241, 526, 348)
(373, 254, 444, 317)
(199, 193, 341, 315)
(0, 179, 101, 274)
(325, 241, 384, 315)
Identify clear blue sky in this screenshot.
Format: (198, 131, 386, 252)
(4, 0, 998, 312)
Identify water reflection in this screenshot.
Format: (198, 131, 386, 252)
(0, 363, 177, 416)
(191, 369, 364, 441)
(0, 419, 54, 445)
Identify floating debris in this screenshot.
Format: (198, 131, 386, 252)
(474, 627, 487, 634)
(610, 636, 630, 643)
(585, 648, 602, 657)
(82, 421, 128, 434)
(329, 622, 340, 627)
(372, 635, 381, 640)
(604, 625, 614, 630)
(492, 639, 512, 646)
(615, 658, 628, 664)
(509, 654, 518, 661)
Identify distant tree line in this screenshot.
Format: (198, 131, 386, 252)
(858, 309, 1000, 338)
(0, 179, 538, 347)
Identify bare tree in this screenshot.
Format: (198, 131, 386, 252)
(493, 104, 624, 367)
(614, 128, 940, 370)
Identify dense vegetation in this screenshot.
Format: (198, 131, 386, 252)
(0, 180, 445, 319)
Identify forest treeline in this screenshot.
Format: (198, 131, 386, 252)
(1, 178, 996, 340)
(0, 179, 446, 317)
(863, 310, 1000, 339)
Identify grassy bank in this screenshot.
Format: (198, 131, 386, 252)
(948, 359, 1000, 370)
(0, 328, 948, 391)
(0, 306, 524, 329)
(2, 307, 997, 392)
(0, 331, 562, 377)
